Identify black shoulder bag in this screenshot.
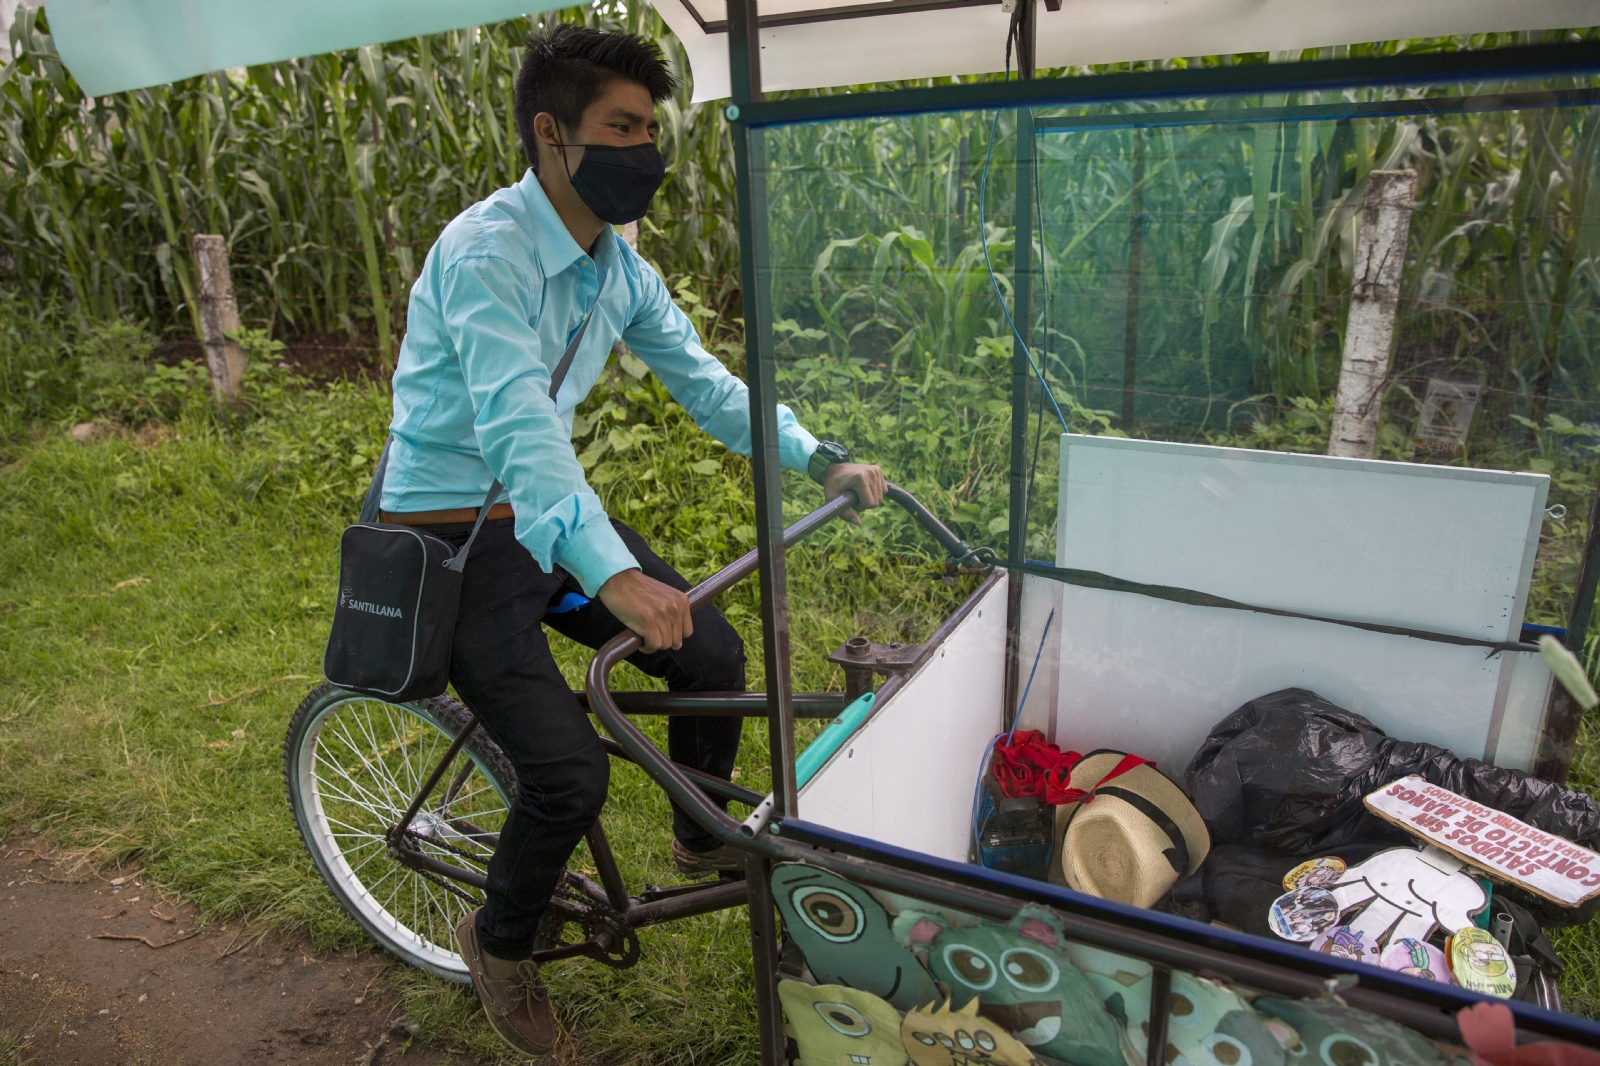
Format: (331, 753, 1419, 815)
(322, 294, 600, 701)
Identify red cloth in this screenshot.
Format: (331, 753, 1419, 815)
(990, 733, 1159, 805)
(1457, 1002, 1600, 1066)
(991, 731, 1082, 801)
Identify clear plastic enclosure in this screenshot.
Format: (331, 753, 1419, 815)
(754, 70, 1600, 1024)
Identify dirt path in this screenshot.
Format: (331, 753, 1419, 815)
(0, 837, 461, 1065)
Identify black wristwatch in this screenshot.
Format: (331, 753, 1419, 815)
(808, 441, 851, 485)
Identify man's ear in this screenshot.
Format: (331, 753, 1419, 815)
(532, 112, 559, 149)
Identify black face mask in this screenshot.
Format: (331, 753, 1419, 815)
(555, 139, 666, 225)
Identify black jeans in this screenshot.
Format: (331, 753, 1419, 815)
(429, 516, 746, 960)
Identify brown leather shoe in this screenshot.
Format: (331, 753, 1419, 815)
(455, 908, 556, 1057)
(671, 838, 745, 878)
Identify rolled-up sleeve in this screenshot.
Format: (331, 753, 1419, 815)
(443, 254, 639, 596)
(621, 265, 819, 472)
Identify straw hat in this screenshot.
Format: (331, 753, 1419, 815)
(1051, 750, 1210, 909)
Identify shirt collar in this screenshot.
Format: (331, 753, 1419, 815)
(515, 168, 617, 277)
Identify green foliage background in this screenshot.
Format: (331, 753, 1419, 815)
(4, 2, 1600, 1059)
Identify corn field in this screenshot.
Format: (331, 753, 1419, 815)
(5, 11, 1600, 535)
(0, 2, 737, 357)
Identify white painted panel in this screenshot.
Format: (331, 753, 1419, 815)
(1490, 654, 1555, 773)
(1054, 435, 1549, 768)
(1053, 584, 1513, 774)
(798, 578, 1009, 862)
(1060, 435, 1547, 641)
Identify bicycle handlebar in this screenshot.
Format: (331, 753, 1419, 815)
(585, 482, 991, 852)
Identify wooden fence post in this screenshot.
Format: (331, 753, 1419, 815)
(1327, 169, 1417, 459)
(192, 234, 247, 408)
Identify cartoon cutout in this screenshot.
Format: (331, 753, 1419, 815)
(1268, 889, 1340, 943)
(901, 998, 1041, 1066)
(1378, 938, 1453, 985)
(1311, 926, 1369, 962)
(1254, 997, 1451, 1066)
(780, 980, 909, 1066)
(1283, 857, 1346, 893)
(894, 903, 1130, 1066)
(773, 864, 940, 1012)
(1322, 847, 1485, 957)
(1446, 928, 1515, 998)
(1064, 945, 1288, 1066)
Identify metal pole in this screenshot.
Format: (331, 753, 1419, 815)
(1004, 0, 1038, 725)
(1121, 130, 1145, 431)
(746, 854, 788, 1066)
(727, 0, 797, 823)
(727, 10, 793, 1062)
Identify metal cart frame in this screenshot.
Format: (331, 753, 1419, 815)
(586, 12, 1600, 1063)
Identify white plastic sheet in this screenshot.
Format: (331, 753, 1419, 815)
(650, 0, 1600, 102)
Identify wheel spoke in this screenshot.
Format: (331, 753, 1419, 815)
(294, 696, 508, 978)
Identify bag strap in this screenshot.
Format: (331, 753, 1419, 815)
(363, 236, 607, 555)
(443, 477, 503, 573)
(547, 232, 608, 402)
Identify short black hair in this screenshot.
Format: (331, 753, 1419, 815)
(515, 25, 678, 171)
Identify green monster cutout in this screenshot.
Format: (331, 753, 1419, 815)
(780, 980, 909, 1066)
(773, 864, 940, 1012)
(1253, 998, 1449, 1066)
(893, 903, 1129, 1066)
(1065, 946, 1288, 1066)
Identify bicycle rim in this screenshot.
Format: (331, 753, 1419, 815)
(295, 693, 509, 979)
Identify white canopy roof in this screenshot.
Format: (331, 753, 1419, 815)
(44, 0, 1600, 100)
(650, 0, 1600, 102)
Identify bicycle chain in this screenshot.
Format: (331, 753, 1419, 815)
(397, 835, 639, 969)
(409, 862, 483, 907)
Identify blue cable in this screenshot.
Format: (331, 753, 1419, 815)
(978, 106, 1071, 434)
(1006, 607, 1055, 745)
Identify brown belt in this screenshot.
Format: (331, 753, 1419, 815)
(380, 503, 515, 525)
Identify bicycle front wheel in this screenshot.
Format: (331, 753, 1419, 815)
(284, 683, 514, 982)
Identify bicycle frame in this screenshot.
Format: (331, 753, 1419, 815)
(379, 485, 987, 970)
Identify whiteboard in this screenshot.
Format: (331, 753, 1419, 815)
(1051, 436, 1550, 768)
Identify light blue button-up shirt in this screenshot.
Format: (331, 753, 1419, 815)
(382, 170, 818, 597)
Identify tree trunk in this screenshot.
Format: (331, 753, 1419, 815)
(1328, 170, 1418, 459)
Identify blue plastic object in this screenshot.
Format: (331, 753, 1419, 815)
(547, 591, 590, 615)
(794, 692, 875, 789)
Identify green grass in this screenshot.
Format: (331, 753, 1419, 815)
(2, 347, 1599, 1061)
(0, 363, 971, 1064)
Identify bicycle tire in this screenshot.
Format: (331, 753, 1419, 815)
(284, 682, 515, 982)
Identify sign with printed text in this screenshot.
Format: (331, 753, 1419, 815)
(1412, 378, 1480, 458)
(1365, 776, 1600, 907)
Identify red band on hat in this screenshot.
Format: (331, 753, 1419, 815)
(1050, 753, 1156, 806)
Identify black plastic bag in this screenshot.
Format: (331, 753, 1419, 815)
(1184, 688, 1600, 924)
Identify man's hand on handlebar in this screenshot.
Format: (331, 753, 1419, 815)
(598, 568, 693, 653)
(822, 462, 887, 526)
